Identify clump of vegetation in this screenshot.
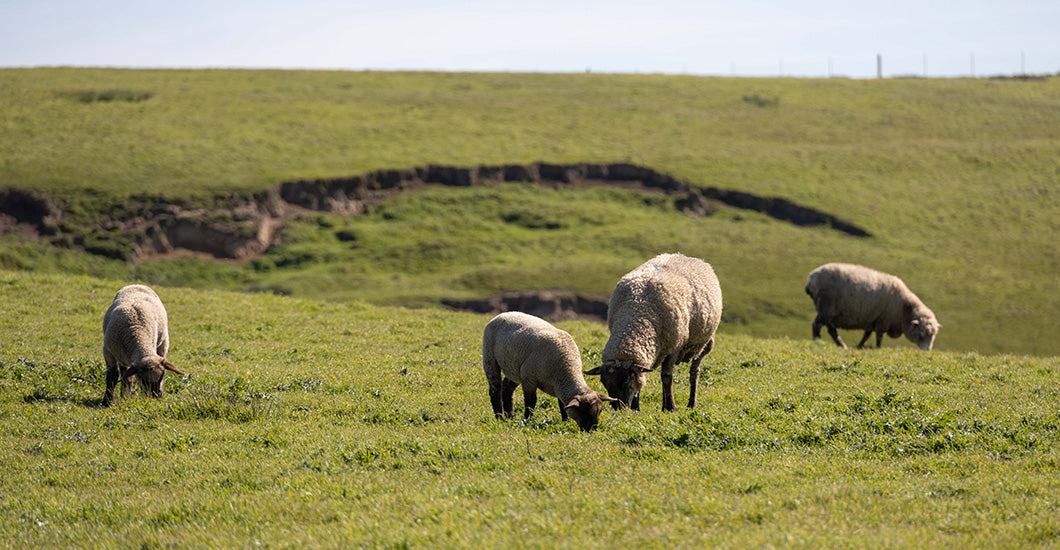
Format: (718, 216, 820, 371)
(742, 93, 780, 107)
(59, 89, 153, 103)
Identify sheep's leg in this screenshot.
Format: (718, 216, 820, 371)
(484, 358, 505, 418)
(686, 357, 702, 409)
(687, 359, 703, 409)
(827, 325, 847, 348)
(661, 356, 678, 412)
(560, 402, 568, 421)
(102, 352, 119, 407)
(875, 331, 884, 348)
(522, 387, 537, 420)
(501, 378, 518, 419)
(812, 318, 824, 340)
(661, 373, 675, 411)
(812, 296, 831, 341)
(488, 384, 504, 418)
(120, 366, 136, 398)
(688, 338, 714, 409)
(631, 393, 640, 411)
(856, 330, 873, 349)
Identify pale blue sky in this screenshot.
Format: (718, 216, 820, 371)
(2, 0, 1057, 78)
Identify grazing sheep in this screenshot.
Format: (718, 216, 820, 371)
(805, 262, 941, 350)
(482, 311, 616, 431)
(585, 253, 723, 411)
(102, 284, 185, 406)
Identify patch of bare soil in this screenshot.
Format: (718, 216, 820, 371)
(443, 290, 609, 323)
(0, 188, 58, 237)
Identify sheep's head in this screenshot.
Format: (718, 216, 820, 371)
(584, 363, 649, 410)
(125, 358, 186, 398)
(906, 315, 941, 351)
(564, 391, 618, 431)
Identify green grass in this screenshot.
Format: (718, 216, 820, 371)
(2, 68, 1060, 355)
(1, 270, 1058, 547)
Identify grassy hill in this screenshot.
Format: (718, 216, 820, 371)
(1, 270, 1057, 547)
(1, 68, 1059, 355)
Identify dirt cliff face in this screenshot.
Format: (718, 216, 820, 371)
(0, 188, 59, 238)
(0, 162, 870, 262)
(443, 290, 610, 324)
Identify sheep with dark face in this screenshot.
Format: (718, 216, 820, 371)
(482, 311, 616, 431)
(805, 262, 941, 350)
(102, 284, 185, 406)
(586, 253, 723, 411)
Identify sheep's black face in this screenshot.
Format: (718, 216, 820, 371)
(585, 365, 647, 410)
(126, 359, 167, 398)
(567, 398, 603, 431)
(566, 392, 619, 430)
(907, 317, 941, 351)
(138, 367, 165, 398)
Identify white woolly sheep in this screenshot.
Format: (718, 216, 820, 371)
(102, 284, 186, 406)
(482, 311, 616, 431)
(805, 262, 941, 350)
(585, 253, 723, 411)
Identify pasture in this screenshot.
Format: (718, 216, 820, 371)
(1, 68, 1058, 546)
(2, 69, 1060, 354)
(0, 270, 1057, 547)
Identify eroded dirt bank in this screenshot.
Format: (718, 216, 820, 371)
(443, 291, 610, 324)
(0, 162, 870, 262)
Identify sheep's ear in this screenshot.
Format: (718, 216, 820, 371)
(583, 366, 604, 376)
(162, 359, 187, 377)
(635, 365, 653, 373)
(599, 393, 619, 402)
(911, 319, 921, 327)
(564, 398, 582, 410)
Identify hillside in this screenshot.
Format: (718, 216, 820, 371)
(1, 68, 1059, 355)
(0, 270, 1057, 547)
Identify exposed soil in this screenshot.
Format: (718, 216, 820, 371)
(0, 162, 870, 262)
(443, 290, 609, 324)
(0, 188, 59, 237)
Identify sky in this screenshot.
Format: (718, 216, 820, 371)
(1, 0, 1058, 78)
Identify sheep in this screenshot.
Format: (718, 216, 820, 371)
(585, 253, 723, 411)
(102, 284, 186, 406)
(482, 311, 616, 431)
(805, 262, 941, 350)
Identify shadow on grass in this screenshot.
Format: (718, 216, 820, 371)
(22, 388, 102, 408)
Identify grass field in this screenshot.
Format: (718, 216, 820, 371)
(1, 68, 1059, 357)
(1, 270, 1058, 547)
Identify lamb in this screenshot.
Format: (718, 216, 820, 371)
(102, 284, 186, 406)
(585, 253, 723, 411)
(805, 262, 941, 350)
(482, 311, 616, 431)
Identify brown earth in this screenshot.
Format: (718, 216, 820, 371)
(443, 290, 610, 324)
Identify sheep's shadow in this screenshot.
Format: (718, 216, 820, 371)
(22, 390, 102, 408)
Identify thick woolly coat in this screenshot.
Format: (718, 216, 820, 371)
(482, 311, 592, 404)
(602, 253, 723, 371)
(805, 262, 939, 348)
(103, 284, 171, 370)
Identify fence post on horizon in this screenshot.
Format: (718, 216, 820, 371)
(876, 54, 882, 79)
